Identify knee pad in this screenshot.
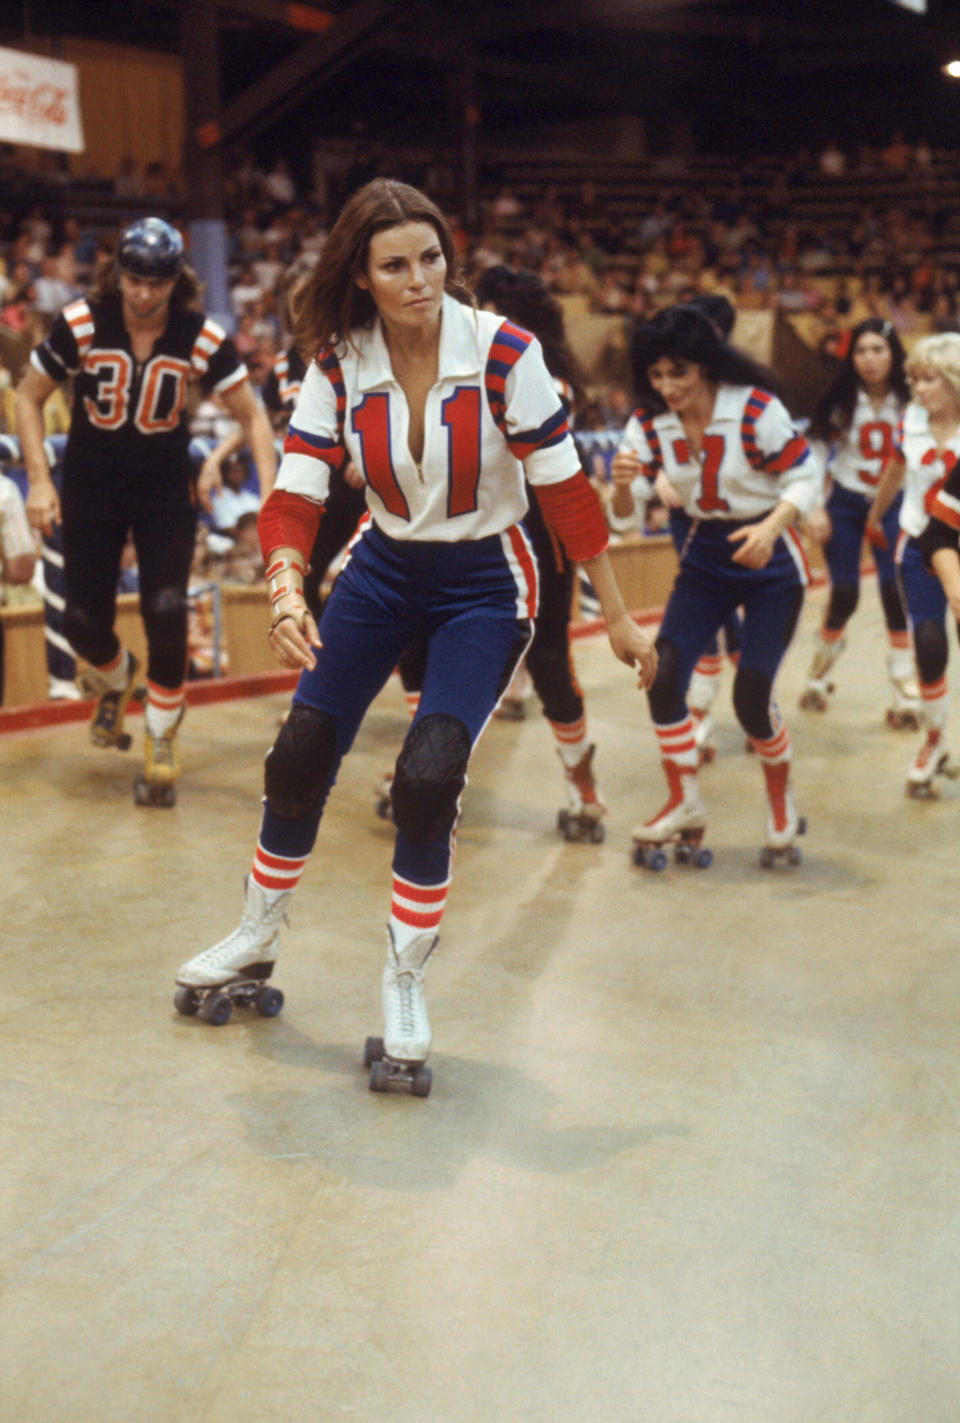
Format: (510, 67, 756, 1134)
(63, 603, 114, 665)
(264, 704, 338, 820)
(142, 584, 188, 634)
(879, 578, 908, 636)
(392, 713, 471, 843)
(914, 619, 947, 685)
(733, 665, 775, 740)
(825, 580, 858, 632)
(647, 637, 686, 725)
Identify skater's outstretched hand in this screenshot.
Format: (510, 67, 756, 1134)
(269, 599, 321, 670)
(607, 611, 658, 689)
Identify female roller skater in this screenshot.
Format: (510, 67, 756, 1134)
(175, 179, 656, 1091)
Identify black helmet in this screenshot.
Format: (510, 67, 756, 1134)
(117, 217, 184, 280)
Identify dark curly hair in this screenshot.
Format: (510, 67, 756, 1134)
(629, 304, 786, 412)
(474, 264, 586, 407)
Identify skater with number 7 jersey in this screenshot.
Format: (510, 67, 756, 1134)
(614, 304, 818, 869)
(175, 179, 657, 1093)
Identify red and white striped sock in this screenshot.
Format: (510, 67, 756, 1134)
(94, 646, 130, 693)
(389, 873, 449, 953)
(750, 711, 791, 766)
(145, 680, 185, 738)
(251, 841, 308, 905)
(550, 712, 589, 769)
(655, 715, 699, 772)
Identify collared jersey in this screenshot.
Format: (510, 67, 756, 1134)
(823, 388, 903, 497)
(620, 383, 817, 521)
(31, 295, 247, 504)
(262, 345, 306, 421)
(894, 401, 960, 538)
(276, 294, 581, 543)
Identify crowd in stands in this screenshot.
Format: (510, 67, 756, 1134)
(2, 130, 960, 631)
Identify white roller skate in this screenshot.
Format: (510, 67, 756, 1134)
(135, 707, 184, 808)
(557, 744, 607, 843)
(79, 652, 145, 750)
(688, 661, 720, 763)
(374, 770, 394, 820)
(759, 760, 806, 868)
(631, 761, 712, 870)
(365, 927, 436, 1097)
(886, 650, 922, 731)
(799, 634, 844, 712)
(174, 876, 290, 1025)
(906, 727, 960, 799)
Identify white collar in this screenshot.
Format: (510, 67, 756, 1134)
(354, 293, 483, 391)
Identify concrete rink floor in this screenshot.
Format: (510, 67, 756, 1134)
(2, 581, 959, 1423)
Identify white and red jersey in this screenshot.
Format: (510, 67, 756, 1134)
(826, 389, 904, 497)
(895, 402, 960, 539)
(620, 383, 817, 521)
(276, 294, 582, 543)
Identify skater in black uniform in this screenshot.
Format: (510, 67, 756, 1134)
(16, 217, 276, 803)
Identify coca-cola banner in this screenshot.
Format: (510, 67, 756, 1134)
(0, 46, 84, 153)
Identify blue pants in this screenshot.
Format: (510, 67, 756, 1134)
(261, 521, 536, 885)
(652, 518, 805, 737)
(822, 484, 905, 634)
(897, 534, 948, 686)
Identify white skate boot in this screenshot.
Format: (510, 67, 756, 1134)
(687, 662, 720, 763)
(365, 927, 437, 1096)
(799, 634, 844, 712)
(174, 876, 290, 1024)
(556, 744, 607, 843)
(886, 650, 922, 730)
(759, 760, 806, 868)
(906, 727, 960, 799)
(631, 760, 712, 870)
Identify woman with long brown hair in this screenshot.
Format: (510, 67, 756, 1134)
(176, 178, 656, 1094)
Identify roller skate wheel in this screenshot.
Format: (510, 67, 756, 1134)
(411, 1064, 432, 1098)
(760, 847, 775, 869)
(117, 732, 132, 752)
(369, 1060, 390, 1092)
(588, 821, 605, 844)
(694, 847, 713, 869)
(254, 985, 284, 1017)
(364, 1035, 385, 1068)
(201, 992, 233, 1026)
(557, 809, 569, 834)
(174, 986, 200, 1017)
(674, 843, 692, 865)
(647, 847, 668, 872)
(787, 846, 802, 867)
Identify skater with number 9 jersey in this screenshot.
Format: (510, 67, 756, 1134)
(801, 319, 915, 724)
(614, 304, 818, 869)
(175, 179, 657, 1093)
(16, 217, 276, 804)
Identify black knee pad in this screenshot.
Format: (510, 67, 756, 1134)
(647, 636, 686, 725)
(264, 704, 338, 820)
(63, 603, 114, 665)
(914, 618, 948, 685)
(392, 713, 471, 843)
(879, 578, 908, 636)
(825, 580, 859, 631)
(142, 584, 189, 633)
(733, 665, 775, 740)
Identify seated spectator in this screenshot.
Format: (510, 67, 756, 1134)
(221, 510, 264, 584)
(208, 453, 260, 533)
(0, 470, 37, 704)
(32, 252, 77, 317)
(818, 140, 846, 177)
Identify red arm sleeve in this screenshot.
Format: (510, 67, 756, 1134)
(532, 471, 609, 562)
(257, 489, 322, 563)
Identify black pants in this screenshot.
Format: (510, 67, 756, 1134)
(62, 505, 197, 688)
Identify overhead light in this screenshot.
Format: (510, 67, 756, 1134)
(944, 59, 960, 77)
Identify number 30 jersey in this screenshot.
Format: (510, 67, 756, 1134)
(621, 383, 817, 522)
(31, 295, 247, 510)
